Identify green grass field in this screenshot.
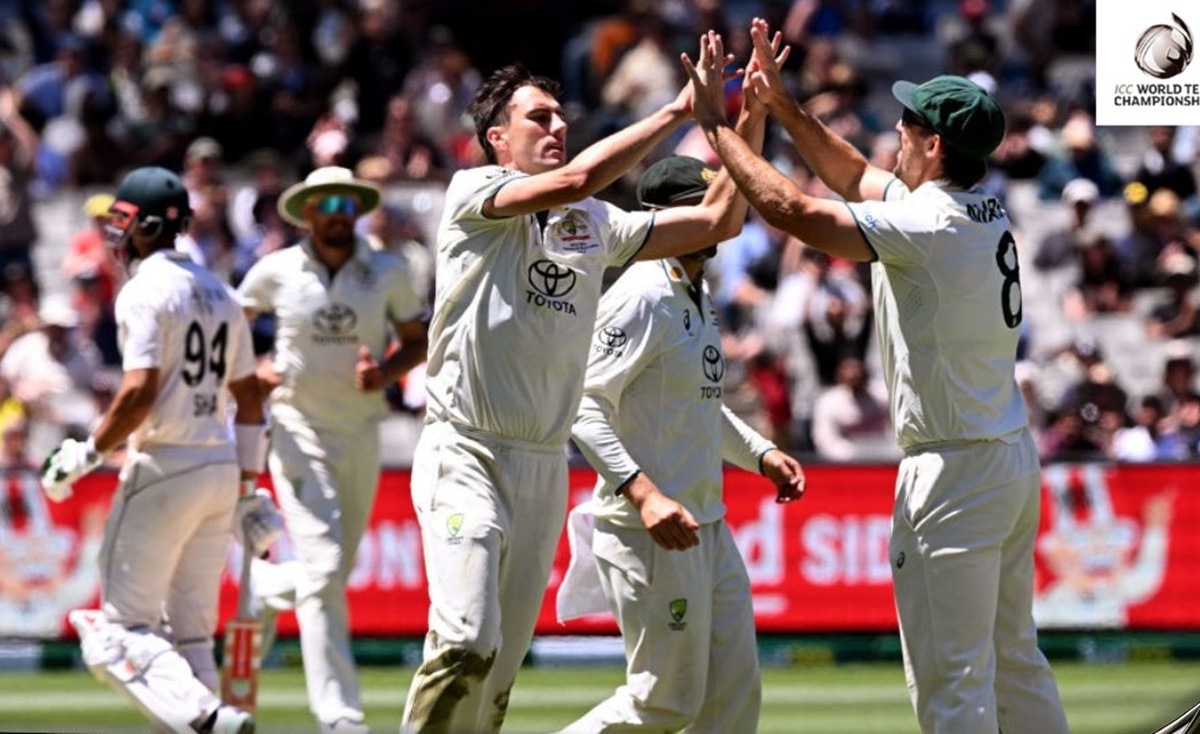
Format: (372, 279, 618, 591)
(0, 660, 1198, 734)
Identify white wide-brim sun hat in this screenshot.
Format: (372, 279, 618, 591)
(278, 166, 382, 227)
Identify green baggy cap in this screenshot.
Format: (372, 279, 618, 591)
(892, 75, 1006, 161)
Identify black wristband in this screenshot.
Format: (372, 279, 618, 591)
(757, 448, 774, 476)
(615, 469, 642, 497)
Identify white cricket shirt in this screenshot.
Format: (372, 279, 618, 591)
(117, 249, 256, 458)
(846, 179, 1028, 451)
(424, 165, 653, 447)
(573, 259, 775, 527)
(237, 236, 424, 433)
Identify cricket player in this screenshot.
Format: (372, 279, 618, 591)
(685, 18, 1070, 734)
(237, 166, 428, 734)
(39, 166, 274, 734)
(400, 34, 785, 734)
(555, 155, 805, 733)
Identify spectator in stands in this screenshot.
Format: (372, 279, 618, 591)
(1037, 111, 1123, 202)
(803, 61, 879, 155)
(1135, 126, 1198, 215)
(401, 26, 481, 164)
(1040, 409, 1103, 461)
(124, 66, 191, 169)
(1062, 229, 1133, 322)
(1158, 341, 1198, 413)
(0, 86, 40, 285)
(1119, 186, 1189, 289)
(597, 8, 682, 148)
(62, 192, 118, 307)
(712, 207, 777, 332)
(1111, 395, 1188, 462)
(990, 104, 1047, 182)
(0, 262, 40, 353)
(1034, 177, 1098, 271)
(14, 33, 109, 126)
(0, 294, 101, 458)
(66, 88, 125, 187)
(178, 136, 239, 275)
(339, 0, 415, 137)
(946, 0, 1001, 80)
(228, 148, 289, 245)
(1056, 337, 1132, 452)
(1175, 391, 1200, 457)
(369, 93, 448, 183)
(805, 253, 872, 387)
(1146, 250, 1200, 340)
(810, 355, 898, 462)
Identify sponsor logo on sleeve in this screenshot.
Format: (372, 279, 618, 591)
(594, 326, 627, 357)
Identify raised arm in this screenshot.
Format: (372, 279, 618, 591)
(487, 87, 695, 217)
(636, 30, 777, 261)
(683, 24, 875, 262)
(744, 18, 893, 203)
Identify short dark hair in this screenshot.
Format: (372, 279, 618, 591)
(940, 144, 988, 188)
(467, 63, 562, 165)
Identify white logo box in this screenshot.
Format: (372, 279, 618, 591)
(1097, 0, 1200, 125)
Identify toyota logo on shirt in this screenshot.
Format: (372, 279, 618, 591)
(700, 344, 724, 399)
(527, 259, 579, 315)
(594, 326, 627, 357)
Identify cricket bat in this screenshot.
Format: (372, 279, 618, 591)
(220, 538, 262, 715)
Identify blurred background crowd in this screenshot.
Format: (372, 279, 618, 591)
(0, 0, 1194, 470)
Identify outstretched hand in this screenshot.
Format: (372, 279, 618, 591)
(745, 17, 793, 113)
(679, 30, 737, 127)
(743, 22, 792, 114)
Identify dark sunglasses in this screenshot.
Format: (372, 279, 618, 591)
(316, 195, 360, 217)
(901, 107, 933, 131)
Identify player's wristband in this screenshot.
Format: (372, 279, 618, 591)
(757, 448, 776, 476)
(234, 422, 270, 474)
(615, 469, 641, 497)
(239, 478, 257, 498)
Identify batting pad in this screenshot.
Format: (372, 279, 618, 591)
(70, 610, 219, 733)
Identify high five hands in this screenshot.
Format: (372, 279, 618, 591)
(681, 20, 791, 127)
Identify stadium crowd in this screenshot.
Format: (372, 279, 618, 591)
(0, 0, 1195, 467)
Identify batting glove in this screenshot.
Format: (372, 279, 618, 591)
(40, 437, 102, 503)
(233, 487, 285, 557)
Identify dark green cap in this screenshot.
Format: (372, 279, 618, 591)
(113, 166, 191, 224)
(637, 156, 717, 209)
(892, 75, 1006, 161)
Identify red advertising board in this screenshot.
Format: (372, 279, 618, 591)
(2, 463, 1198, 639)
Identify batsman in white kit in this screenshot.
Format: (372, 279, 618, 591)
(401, 40, 774, 733)
(556, 155, 805, 733)
(40, 166, 281, 734)
(687, 18, 1070, 734)
(237, 166, 428, 734)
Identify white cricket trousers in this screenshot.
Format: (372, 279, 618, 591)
(557, 519, 760, 734)
(269, 421, 381, 726)
(99, 449, 238, 704)
(889, 430, 1070, 734)
(402, 422, 568, 734)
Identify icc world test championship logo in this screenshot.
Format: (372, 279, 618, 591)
(1135, 13, 1194, 78)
